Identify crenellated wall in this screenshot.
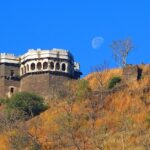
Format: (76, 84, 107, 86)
(0, 48, 82, 99)
(19, 48, 81, 78)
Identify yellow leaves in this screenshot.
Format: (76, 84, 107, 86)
(95, 118, 104, 127)
(85, 68, 122, 90)
(132, 112, 147, 123)
(2, 66, 150, 149)
(0, 135, 10, 150)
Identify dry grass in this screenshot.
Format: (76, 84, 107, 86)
(1, 66, 150, 149)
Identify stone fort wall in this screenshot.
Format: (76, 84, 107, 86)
(0, 49, 82, 99)
(20, 73, 69, 99)
(0, 78, 6, 97)
(123, 64, 150, 81)
(0, 63, 20, 98)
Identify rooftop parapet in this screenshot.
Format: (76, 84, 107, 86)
(74, 62, 80, 72)
(20, 48, 74, 63)
(0, 53, 19, 64)
(0, 53, 15, 57)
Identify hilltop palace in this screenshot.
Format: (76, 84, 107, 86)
(0, 48, 82, 98)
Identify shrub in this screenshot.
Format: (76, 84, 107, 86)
(0, 98, 5, 105)
(108, 76, 121, 89)
(145, 112, 150, 125)
(6, 92, 47, 117)
(76, 79, 91, 99)
(0, 97, 9, 105)
(10, 128, 41, 150)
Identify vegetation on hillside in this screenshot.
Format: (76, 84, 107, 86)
(6, 92, 48, 118)
(108, 76, 122, 89)
(1, 66, 150, 149)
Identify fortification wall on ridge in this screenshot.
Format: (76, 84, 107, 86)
(0, 49, 82, 99)
(20, 73, 69, 99)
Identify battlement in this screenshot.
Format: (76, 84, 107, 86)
(0, 49, 81, 76)
(19, 48, 81, 78)
(20, 48, 74, 63)
(74, 62, 80, 71)
(0, 48, 82, 98)
(0, 53, 19, 64)
(0, 53, 15, 57)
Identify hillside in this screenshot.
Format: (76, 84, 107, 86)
(1, 65, 150, 150)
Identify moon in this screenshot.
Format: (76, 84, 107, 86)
(91, 36, 104, 49)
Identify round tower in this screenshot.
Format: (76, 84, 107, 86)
(20, 48, 82, 99)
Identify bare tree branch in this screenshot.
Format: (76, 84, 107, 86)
(111, 38, 133, 67)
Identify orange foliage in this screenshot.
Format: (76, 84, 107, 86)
(0, 135, 10, 150)
(1, 66, 150, 149)
(85, 68, 122, 90)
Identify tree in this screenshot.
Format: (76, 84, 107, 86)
(6, 92, 47, 118)
(0, 107, 41, 150)
(92, 61, 109, 90)
(111, 38, 133, 67)
(55, 112, 89, 150)
(9, 124, 41, 150)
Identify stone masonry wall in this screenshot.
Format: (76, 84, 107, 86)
(0, 78, 6, 97)
(0, 63, 20, 98)
(123, 65, 141, 81)
(0, 63, 20, 77)
(0, 64, 5, 77)
(0, 78, 20, 98)
(5, 79, 20, 97)
(20, 73, 69, 99)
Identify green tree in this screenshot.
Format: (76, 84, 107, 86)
(108, 76, 121, 89)
(7, 92, 47, 118)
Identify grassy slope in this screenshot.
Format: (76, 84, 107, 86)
(1, 66, 150, 149)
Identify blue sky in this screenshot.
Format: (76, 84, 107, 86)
(0, 0, 150, 76)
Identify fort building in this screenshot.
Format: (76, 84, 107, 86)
(0, 48, 82, 98)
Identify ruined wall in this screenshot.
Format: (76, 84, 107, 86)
(20, 73, 69, 99)
(142, 64, 150, 76)
(123, 65, 142, 81)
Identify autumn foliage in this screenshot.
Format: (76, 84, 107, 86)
(1, 66, 150, 149)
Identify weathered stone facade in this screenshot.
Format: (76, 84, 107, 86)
(0, 53, 20, 98)
(0, 49, 82, 98)
(123, 64, 142, 81)
(20, 73, 69, 99)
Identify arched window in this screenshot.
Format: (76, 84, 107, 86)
(31, 63, 35, 70)
(10, 87, 14, 94)
(43, 62, 48, 70)
(21, 68, 24, 75)
(37, 62, 42, 70)
(56, 62, 60, 70)
(24, 66, 26, 74)
(27, 64, 29, 72)
(50, 62, 54, 70)
(10, 70, 14, 76)
(62, 63, 66, 71)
